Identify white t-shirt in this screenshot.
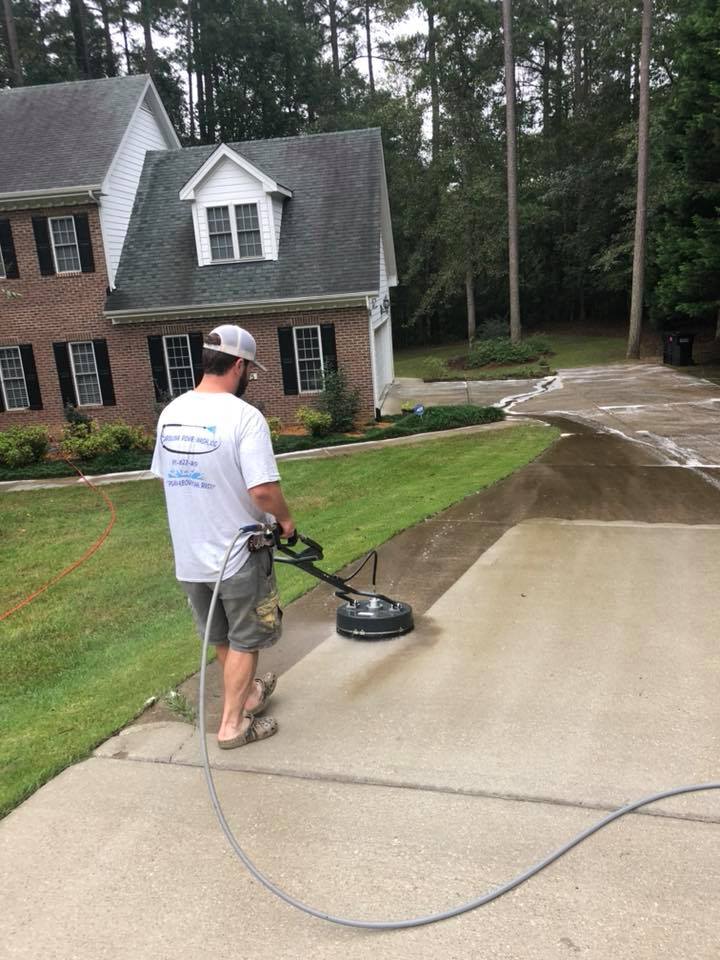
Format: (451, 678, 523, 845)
(151, 390, 281, 582)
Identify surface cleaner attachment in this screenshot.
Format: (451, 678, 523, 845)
(272, 529, 414, 641)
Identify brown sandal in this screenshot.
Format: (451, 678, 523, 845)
(218, 714, 278, 750)
(246, 672, 277, 716)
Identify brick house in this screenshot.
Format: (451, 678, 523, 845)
(0, 76, 398, 433)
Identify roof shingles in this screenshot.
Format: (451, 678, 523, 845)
(0, 75, 150, 194)
(106, 128, 383, 314)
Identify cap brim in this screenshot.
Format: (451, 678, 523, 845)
(250, 358, 267, 372)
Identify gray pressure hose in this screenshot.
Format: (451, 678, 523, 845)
(198, 527, 720, 930)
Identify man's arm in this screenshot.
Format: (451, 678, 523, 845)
(248, 482, 295, 539)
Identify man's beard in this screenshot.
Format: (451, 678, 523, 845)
(235, 371, 249, 397)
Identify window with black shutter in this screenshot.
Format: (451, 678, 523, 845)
(277, 323, 337, 395)
(53, 341, 115, 407)
(0, 219, 19, 279)
(74, 214, 95, 273)
(0, 344, 40, 410)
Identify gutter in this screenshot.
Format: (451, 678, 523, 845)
(106, 290, 379, 324)
(0, 184, 103, 211)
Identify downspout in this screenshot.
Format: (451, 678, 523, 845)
(366, 296, 380, 418)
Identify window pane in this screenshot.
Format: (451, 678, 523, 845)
(206, 206, 231, 232)
(164, 335, 195, 396)
(294, 327, 323, 392)
(70, 342, 102, 405)
(207, 206, 234, 261)
(51, 217, 81, 272)
(235, 204, 262, 258)
(0, 347, 29, 409)
(210, 234, 234, 261)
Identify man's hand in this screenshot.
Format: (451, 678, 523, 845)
(249, 482, 295, 540)
(277, 517, 296, 541)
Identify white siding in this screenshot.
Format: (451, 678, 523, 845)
(370, 235, 394, 405)
(99, 98, 173, 286)
(272, 196, 284, 248)
(193, 156, 276, 264)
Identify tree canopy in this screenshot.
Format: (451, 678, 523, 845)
(2, 0, 717, 342)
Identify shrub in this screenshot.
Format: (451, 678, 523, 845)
(0, 426, 50, 468)
(296, 406, 333, 437)
(319, 366, 360, 432)
(422, 356, 451, 380)
(466, 336, 553, 368)
(266, 416, 282, 444)
(475, 316, 509, 340)
(61, 420, 153, 460)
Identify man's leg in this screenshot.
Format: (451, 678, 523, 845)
(216, 646, 258, 741)
(215, 644, 264, 718)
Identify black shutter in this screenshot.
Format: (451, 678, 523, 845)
(320, 323, 337, 372)
(19, 344, 42, 409)
(53, 342, 77, 406)
(33, 217, 55, 276)
(148, 335, 169, 400)
(278, 326, 298, 396)
(74, 214, 95, 273)
(189, 331, 204, 386)
(0, 219, 19, 279)
(92, 339, 116, 406)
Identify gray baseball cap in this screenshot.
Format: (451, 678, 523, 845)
(204, 324, 267, 371)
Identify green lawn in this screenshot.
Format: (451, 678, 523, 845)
(0, 424, 558, 817)
(394, 333, 631, 379)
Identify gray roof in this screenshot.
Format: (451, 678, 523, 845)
(0, 75, 151, 195)
(106, 128, 383, 314)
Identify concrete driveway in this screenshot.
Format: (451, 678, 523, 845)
(386, 363, 720, 484)
(2, 363, 720, 959)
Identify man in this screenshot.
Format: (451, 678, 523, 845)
(151, 324, 295, 749)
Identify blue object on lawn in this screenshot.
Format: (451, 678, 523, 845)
(413, 404, 425, 416)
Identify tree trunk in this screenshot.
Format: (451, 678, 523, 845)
(715, 307, 720, 340)
(626, 0, 652, 360)
(203, 59, 215, 140)
(69, 0, 91, 78)
(186, 0, 195, 141)
(502, 0, 521, 344)
(542, 37, 551, 132)
(329, 0, 340, 77)
(466, 269, 476, 344)
(120, 7, 131, 73)
(98, 0, 116, 75)
(427, 2, 440, 163)
(193, 1, 206, 141)
(140, 0, 155, 75)
(554, 4, 565, 129)
(573, 18, 582, 110)
(2, 0, 23, 85)
(365, 0, 374, 95)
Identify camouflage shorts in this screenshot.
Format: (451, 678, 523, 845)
(181, 548, 282, 652)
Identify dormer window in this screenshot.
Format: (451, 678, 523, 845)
(206, 203, 263, 262)
(180, 143, 292, 267)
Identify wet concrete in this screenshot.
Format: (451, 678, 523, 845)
(147, 407, 720, 732)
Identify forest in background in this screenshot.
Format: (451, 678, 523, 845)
(1, 0, 718, 346)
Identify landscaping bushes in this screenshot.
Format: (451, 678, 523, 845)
(466, 335, 553, 368)
(273, 404, 505, 453)
(296, 406, 333, 437)
(319, 367, 360, 432)
(61, 421, 154, 460)
(0, 426, 50, 468)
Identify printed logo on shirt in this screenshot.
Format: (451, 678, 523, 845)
(160, 423, 221, 455)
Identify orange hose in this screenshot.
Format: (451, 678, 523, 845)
(0, 461, 116, 623)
